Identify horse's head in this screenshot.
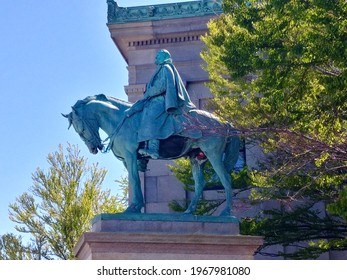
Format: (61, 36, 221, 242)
(62, 106, 104, 155)
(63, 94, 133, 154)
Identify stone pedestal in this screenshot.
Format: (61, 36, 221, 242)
(74, 214, 263, 260)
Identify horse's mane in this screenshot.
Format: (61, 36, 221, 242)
(73, 94, 132, 110)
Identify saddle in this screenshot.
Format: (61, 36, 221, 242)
(137, 135, 199, 160)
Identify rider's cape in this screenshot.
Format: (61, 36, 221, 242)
(137, 63, 196, 142)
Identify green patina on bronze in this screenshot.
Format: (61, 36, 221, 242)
(93, 213, 239, 224)
(64, 49, 240, 217)
(106, 0, 222, 24)
(64, 93, 239, 216)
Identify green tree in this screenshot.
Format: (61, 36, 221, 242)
(7, 144, 126, 260)
(0, 233, 51, 260)
(0, 233, 32, 260)
(201, 0, 347, 258)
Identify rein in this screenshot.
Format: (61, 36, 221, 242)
(102, 116, 126, 153)
(102, 98, 148, 153)
(102, 112, 135, 153)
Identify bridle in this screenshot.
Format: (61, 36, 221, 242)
(73, 110, 104, 152)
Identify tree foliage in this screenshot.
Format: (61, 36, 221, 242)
(201, 0, 347, 258)
(0, 233, 32, 260)
(7, 144, 126, 260)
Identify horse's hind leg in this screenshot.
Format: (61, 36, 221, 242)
(205, 150, 233, 216)
(184, 156, 206, 214)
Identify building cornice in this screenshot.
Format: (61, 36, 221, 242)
(106, 0, 222, 24)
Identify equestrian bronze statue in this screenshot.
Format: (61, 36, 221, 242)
(63, 50, 239, 216)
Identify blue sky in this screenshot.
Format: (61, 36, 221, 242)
(0, 0, 192, 236)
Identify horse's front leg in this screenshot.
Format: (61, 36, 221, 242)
(185, 156, 206, 214)
(123, 152, 144, 213)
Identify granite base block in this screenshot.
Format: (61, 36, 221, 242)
(75, 231, 263, 260)
(75, 213, 263, 260)
(92, 213, 239, 235)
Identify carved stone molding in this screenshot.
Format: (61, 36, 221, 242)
(128, 34, 201, 47)
(107, 0, 222, 24)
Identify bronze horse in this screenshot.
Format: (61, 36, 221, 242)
(63, 94, 239, 216)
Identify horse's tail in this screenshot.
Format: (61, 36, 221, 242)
(224, 127, 240, 173)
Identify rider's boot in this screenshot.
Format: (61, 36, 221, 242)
(139, 139, 160, 159)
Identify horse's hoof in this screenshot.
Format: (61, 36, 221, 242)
(124, 204, 143, 213)
(184, 208, 194, 215)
